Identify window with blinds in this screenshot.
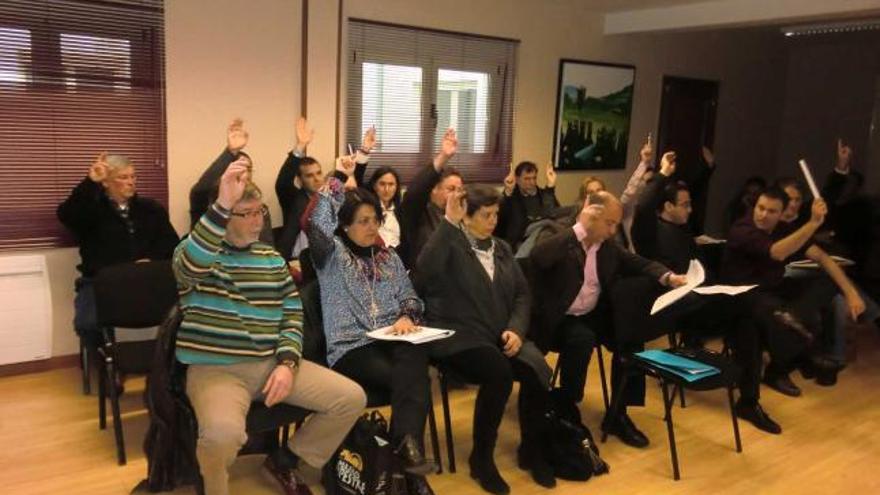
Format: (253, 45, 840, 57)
(346, 19, 518, 183)
(0, 0, 167, 250)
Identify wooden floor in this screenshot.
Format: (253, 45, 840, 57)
(2, 329, 880, 495)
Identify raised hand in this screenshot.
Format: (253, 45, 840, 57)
(701, 146, 715, 167)
(836, 138, 852, 172)
(227, 118, 249, 153)
(295, 117, 314, 153)
(546, 164, 557, 188)
(503, 164, 516, 196)
(335, 155, 356, 177)
(361, 126, 377, 153)
(88, 152, 109, 183)
(809, 198, 828, 227)
(217, 159, 250, 210)
(659, 151, 677, 177)
(440, 128, 458, 157)
(640, 134, 653, 163)
(445, 189, 466, 224)
(667, 274, 688, 287)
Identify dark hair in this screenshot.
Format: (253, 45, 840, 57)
(367, 166, 402, 209)
(465, 184, 501, 216)
(336, 187, 383, 235)
(774, 176, 802, 193)
(439, 167, 462, 184)
(297, 157, 321, 177)
(759, 185, 790, 210)
(658, 181, 690, 212)
(514, 161, 538, 177)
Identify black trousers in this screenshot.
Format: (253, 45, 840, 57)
(437, 346, 548, 457)
(333, 341, 430, 444)
(553, 313, 600, 405)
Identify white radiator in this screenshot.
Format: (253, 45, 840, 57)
(0, 255, 52, 365)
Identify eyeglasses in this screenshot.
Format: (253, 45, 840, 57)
(230, 204, 268, 219)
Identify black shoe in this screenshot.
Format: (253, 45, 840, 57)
(773, 310, 814, 345)
(404, 474, 435, 495)
(516, 445, 556, 488)
(394, 435, 435, 476)
(815, 368, 839, 386)
(469, 453, 510, 495)
(799, 355, 844, 380)
(735, 401, 782, 434)
(601, 413, 649, 448)
(762, 373, 801, 397)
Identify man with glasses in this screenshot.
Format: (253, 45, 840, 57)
(175, 160, 366, 495)
(57, 152, 179, 351)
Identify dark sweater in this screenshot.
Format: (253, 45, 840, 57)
(398, 163, 443, 268)
(57, 178, 179, 277)
(496, 185, 560, 247)
(630, 174, 698, 274)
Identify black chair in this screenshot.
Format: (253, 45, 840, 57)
(92, 260, 178, 465)
(298, 281, 443, 471)
(606, 348, 743, 480)
(141, 306, 311, 493)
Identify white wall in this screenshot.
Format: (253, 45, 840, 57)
(27, 0, 788, 358)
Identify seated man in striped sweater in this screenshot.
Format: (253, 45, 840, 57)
(174, 159, 366, 495)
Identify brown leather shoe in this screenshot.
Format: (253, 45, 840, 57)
(262, 455, 313, 495)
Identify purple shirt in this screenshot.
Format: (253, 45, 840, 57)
(567, 223, 602, 315)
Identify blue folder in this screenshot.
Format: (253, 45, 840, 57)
(634, 350, 720, 383)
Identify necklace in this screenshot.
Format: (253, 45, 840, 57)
(355, 249, 380, 329)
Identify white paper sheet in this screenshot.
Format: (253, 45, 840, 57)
(650, 259, 705, 315)
(366, 326, 455, 344)
(693, 284, 757, 296)
(798, 159, 822, 199)
(786, 255, 855, 270)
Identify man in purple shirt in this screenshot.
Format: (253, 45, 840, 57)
(531, 191, 685, 448)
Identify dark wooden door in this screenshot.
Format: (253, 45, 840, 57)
(656, 76, 719, 234)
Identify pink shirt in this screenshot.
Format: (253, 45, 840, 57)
(567, 223, 601, 316)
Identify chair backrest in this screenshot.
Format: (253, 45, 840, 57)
(299, 280, 328, 366)
(94, 260, 178, 328)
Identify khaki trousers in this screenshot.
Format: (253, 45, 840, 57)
(186, 359, 366, 495)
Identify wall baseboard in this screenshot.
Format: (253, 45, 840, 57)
(0, 354, 79, 378)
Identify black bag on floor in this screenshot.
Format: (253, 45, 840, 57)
(547, 389, 610, 481)
(324, 411, 400, 495)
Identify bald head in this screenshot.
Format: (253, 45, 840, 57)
(581, 191, 622, 243)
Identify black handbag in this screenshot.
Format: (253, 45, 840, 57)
(547, 389, 610, 481)
(325, 410, 400, 495)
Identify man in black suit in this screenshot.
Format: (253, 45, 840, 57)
(530, 191, 686, 448)
(495, 161, 560, 249)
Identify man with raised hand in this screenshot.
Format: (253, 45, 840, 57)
(174, 160, 366, 495)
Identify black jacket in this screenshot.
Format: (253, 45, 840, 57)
(57, 178, 179, 277)
(630, 174, 698, 275)
(398, 163, 443, 268)
(529, 216, 669, 351)
(496, 185, 559, 247)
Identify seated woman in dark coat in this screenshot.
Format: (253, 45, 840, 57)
(414, 185, 554, 494)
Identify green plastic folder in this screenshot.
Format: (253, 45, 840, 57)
(634, 350, 720, 383)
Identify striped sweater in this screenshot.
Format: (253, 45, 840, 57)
(173, 202, 303, 366)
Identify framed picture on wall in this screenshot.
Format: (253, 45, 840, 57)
(552, 59, 636, 171)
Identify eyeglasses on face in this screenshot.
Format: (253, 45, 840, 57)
(230, 204, 268, 219)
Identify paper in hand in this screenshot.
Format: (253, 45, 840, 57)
(798, 159, 822, 199)
(650, 259, 705, 315)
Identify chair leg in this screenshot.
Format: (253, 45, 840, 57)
(97, 361, 106, 430)
(660, 380, 681, 481)
(440, 373, 456, 473)
(551, 359, 561, 388)
(281, 425, 291, 445)
(105, 357, 127, 465)
(427, 394, 442, 473)
(727, 386, 743, 453)
(80, 340, 91, 395)
(596, 345, 610, 413)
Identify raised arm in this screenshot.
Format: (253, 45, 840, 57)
(304, 177, 345, 268)
(57, 153, 111, 235)
(769, 199, 826, 261)
(190, 119, 250, 229)
(620, 136, 654, 209)
(415, 191, 465, 282)
(175, 159, 250, 289)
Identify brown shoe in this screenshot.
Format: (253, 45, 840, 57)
(262, 455, 313, 495)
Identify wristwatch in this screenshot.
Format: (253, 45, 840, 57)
(280, 359, 299, 372)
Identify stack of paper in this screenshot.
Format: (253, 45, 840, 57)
(366, 326, 455, 344)
(650, 259, 759, 315)
(634, 350, 720, 382)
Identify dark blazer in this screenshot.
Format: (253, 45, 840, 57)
(399, 163, 443, 268)
(630, 173, 698, 275)
(529, 216, 669, 351)
(496, 185, 559, 247)
(415, 219, 550, 383)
